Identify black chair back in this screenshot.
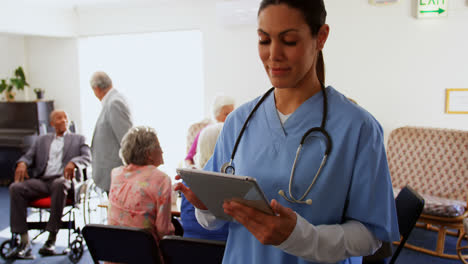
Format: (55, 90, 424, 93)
(389, 185, 425, 264)
(171, 216, 184, 236)
(159, 235, 226, 264)
(82, 224, 161, 264)
(69, 121, 76, 133)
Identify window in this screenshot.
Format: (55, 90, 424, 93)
(79, 30, 204, 179)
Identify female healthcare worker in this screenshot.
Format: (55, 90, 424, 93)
(175, 0, 400, 263)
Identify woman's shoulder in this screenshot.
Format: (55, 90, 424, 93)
(232, 95, 262, 116)
(219, 94, 266, 142)
(327, 86, 381, 126)
(144, 166, 171, 183)
(223, 93, 264, 127)
(111, 166, 125, 176)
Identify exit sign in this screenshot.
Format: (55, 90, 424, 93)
(418, 0, 448, 18)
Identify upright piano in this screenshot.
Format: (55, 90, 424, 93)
(0, 101, 54, 185)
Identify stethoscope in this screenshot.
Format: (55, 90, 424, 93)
(220, 83, 332, 205)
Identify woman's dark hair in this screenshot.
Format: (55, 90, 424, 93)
(258, 0, 327, 83)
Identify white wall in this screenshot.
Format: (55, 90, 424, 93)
(1, 0, 467, 141)
(0, 34, 29, 101)
(0, 35, 80, 126)
(324, 1, 468, 139)
(76, 0, 468, 141)
(25, 37, 81, 132)
(0, 3, 76, 37)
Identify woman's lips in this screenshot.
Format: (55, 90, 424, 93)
(270, 67, 290, 76)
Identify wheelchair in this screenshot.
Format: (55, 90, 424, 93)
(81, 178, 108, 225)
(0, 168, 104, 263)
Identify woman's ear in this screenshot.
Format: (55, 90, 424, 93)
(146, 150, 154, 164)
(317, 24, 330, 50)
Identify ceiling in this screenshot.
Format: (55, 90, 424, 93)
(10, 0, 259, 10)
(7, 0, 172, 9)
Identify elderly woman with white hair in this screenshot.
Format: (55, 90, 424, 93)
(193, 123, 225, 169)
(107, 126, 174, 242)
(184, 95, 235, 167)
(181, 122, 229, 241)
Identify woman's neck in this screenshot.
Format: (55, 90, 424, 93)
(274, 75, 322, 115)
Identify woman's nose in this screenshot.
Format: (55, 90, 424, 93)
(270, 41, 283, 61)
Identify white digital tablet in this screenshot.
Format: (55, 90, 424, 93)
(177, 168, 274, 221)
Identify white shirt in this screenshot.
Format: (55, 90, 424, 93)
(195, 209, 382, 263)
(44, 131, 67, 176)
(276, 109, 292, 126)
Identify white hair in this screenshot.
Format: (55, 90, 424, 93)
(119, 126, 160, 166)
(194, 123, 224, 169)
(212, 95, 235, 119)
(49, 109, 68, 122)
(90, 71, 113, 91)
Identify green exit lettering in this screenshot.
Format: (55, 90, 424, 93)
(420, 0, 445, 5)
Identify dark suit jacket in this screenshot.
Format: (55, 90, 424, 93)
(17, 132, 91, 182)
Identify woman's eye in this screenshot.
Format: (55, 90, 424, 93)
(283, 40, 297, 46)
(259, 38, 270, 45)
(258, 35, 270, 45)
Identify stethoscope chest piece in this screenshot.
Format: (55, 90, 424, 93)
(221, 161, 235, 175)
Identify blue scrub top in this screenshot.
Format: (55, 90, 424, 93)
(180, 192, 229, 241)
(204, 86, 399, 264)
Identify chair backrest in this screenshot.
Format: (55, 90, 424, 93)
(159, 235, 226, 264)
(171, 215, 184, 236)
(389, 185, 425, 264)
(82, 224, 161, 264)
(387, 126, 468, 202)
(69, 120, 76, 133)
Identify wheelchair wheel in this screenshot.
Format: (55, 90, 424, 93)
(68, 237, 84, 263)
(83, 180, 107, 224)
(0, 237, 20, 260)
(82, 179, 94, 224)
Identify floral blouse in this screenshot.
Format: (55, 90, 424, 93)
(108, 164, 174, 241)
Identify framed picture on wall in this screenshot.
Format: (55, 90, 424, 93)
(446, 88, 468, 114)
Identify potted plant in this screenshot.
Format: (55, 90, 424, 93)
(0, 66, 29, 101)
(34, 88, 45, 100)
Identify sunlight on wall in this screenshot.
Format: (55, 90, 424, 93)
(78, 30, 204, 179)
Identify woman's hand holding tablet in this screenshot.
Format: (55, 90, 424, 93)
(176, 168, 274, 221)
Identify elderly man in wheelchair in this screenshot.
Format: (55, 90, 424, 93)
(5, 109, 91, 260)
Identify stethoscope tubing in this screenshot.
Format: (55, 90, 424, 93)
(230, 87, 275, 164)
(222, 84, 331, 205)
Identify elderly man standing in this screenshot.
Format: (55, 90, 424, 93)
(90, 71, 133, 193)
(7, 110, 91, 259)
